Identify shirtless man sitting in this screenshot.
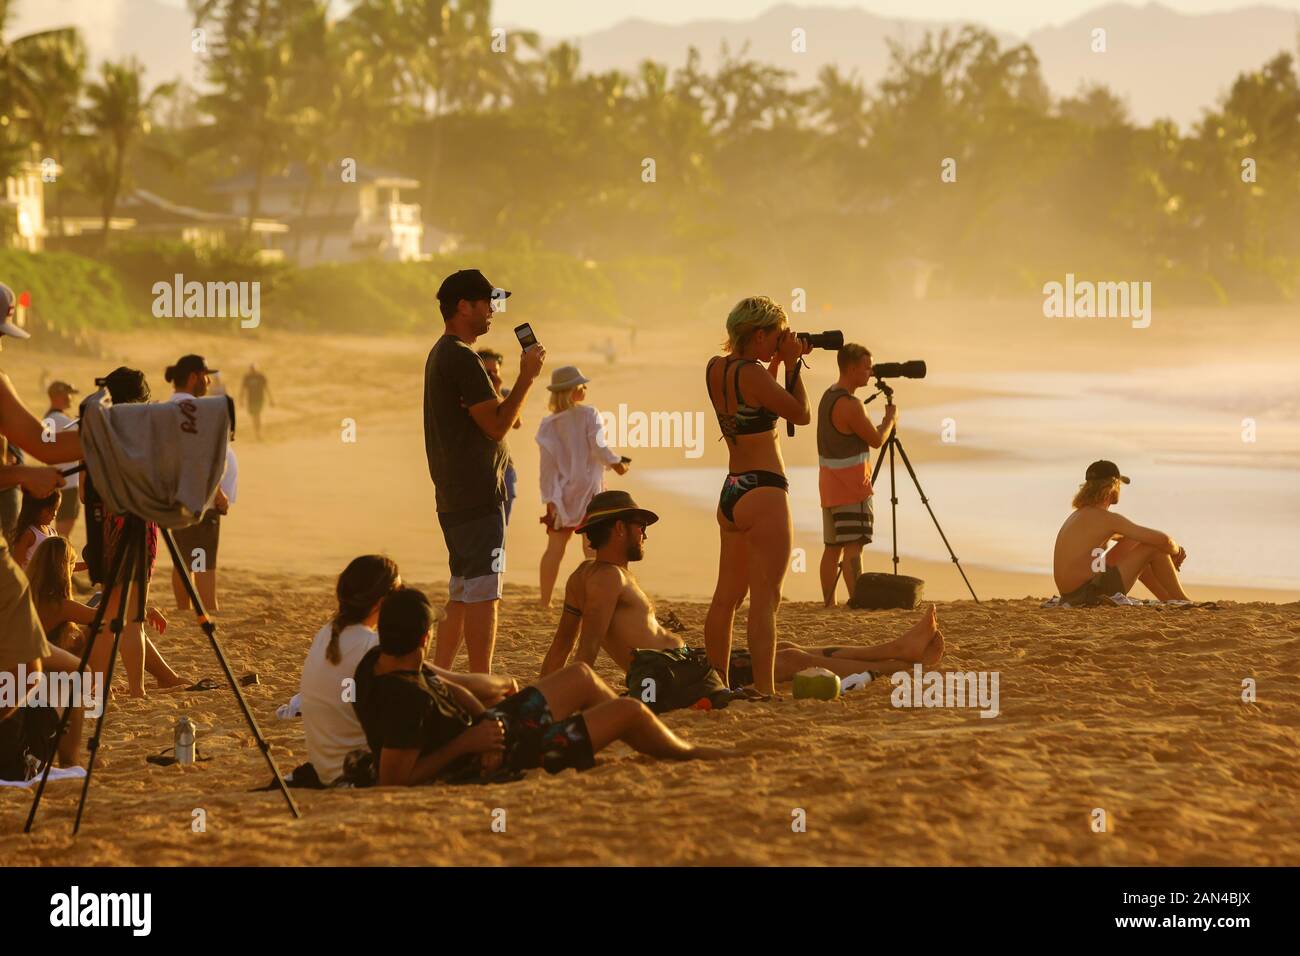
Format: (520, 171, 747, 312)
(540, 490, 945, 711)
(1053, 460, 1191, 605)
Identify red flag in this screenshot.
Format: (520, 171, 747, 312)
(18, 291, 30, 308)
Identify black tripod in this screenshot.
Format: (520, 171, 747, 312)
(866, 382, 980, 602)
(25, 513, 300, 833)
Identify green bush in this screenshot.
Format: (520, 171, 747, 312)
(0, 248, 134, 333)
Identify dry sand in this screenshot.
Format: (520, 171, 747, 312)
(2, 310, 1298, 865)
(3, 573, 1297, 865)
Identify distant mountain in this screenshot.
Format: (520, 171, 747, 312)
(562, 2, 1300, 126)
(11, 1, 1300, 126)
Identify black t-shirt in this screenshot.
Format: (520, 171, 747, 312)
(242, 372, 268, 405)
(352, 647, 476, 773)
(423, 334, 510, 514)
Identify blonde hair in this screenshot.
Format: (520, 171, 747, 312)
(725, 296, 787, 353)
(1072, 478, 1121, 509)
(548, 386, 581, 414)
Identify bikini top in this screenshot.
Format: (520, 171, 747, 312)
(707, 356, 779, 441)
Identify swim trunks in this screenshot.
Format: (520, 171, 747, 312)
(481, 687, 596, 774)
(1060, 565, 1128, 606)
(625, 646, 754, 712)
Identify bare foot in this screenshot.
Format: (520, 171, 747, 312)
(897, 604, 940, 661)
(154, 674, 191, 690)
(921, 629, 945, 666)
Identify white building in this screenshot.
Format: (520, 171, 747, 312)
(212, 164, 447, 267)
(2, 155, 57, 252)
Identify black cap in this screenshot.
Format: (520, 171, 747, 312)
(165, 354, 218, 385)
(1085, 460, 1130, 484)
(436, 269, 510, 309)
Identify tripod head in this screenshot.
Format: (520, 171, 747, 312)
(864, 380, 894, 406)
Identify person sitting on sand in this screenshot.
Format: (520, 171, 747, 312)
(1053, 460, 1191, 605)
(300, 555, 521, 786)
(353, 587, 730, 786)
(539, 490, 944, 709)
(8, 489, 86, 571)
(25, 535, 189, 691)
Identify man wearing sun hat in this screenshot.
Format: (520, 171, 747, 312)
(1052, 459, 1192, 605)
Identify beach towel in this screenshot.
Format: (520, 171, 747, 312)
(79, 389, 231, 529)
(0, 765, 86, 788)
(1041, 595, 1222, 610)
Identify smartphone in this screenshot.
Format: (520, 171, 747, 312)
(514, 323, 539, 350)
(619, 456, 632, 464)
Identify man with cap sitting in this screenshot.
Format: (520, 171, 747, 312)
(164, 354, 236, 613)
(425, 269, 545, 673)
(540, 491, 944, 710)
(1053, 460, 1191, 605)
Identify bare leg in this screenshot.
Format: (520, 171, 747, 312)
(434, 601, 465, 668)
(171, 567, 189, 611)
(462, 599, 498, 673)
(581, 696, 732, 760)
(802, 605, 940, 662)
(1144, 552, 1191, 601)
(194, 569, 218, 612)
(145, 638, 189, 688)
(736, 487, 793, 697)
(841, 541, 863, 600)
(530, 661, 618, 715)
(538, 527, 574, 608)
(819, 545, 843, 607)
(704, 515, 748, 685)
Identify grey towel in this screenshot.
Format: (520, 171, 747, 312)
(80, 390, 231, 529)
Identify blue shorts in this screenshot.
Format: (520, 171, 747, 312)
(438, 505, 506, 604)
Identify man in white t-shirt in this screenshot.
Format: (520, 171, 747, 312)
(43, 381, 81, 539)
(164, 354, 235, 612)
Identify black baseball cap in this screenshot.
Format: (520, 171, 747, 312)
(436, 269, 510, 308)
(1085, 460, 1130, 484)
(165, 354, 218, 385)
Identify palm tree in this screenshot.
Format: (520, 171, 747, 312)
(13, 28, 87, 238)
(82, 58, 176, 245)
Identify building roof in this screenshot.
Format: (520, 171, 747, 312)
(211, 163, 420, 193)
(122, 190, 288, 233)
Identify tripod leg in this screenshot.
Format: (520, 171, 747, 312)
(25, 512, 134, 833)
(891, 437, 980, 603)
(73, 518, 142, 834)
(160, 527, 300, 819)
(888, 437, 900, 575)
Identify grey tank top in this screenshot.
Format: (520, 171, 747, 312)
(817, 387, 870, 460)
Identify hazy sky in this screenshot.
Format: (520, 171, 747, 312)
(491, 1, 1300, 37)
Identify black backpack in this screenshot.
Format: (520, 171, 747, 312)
(849, 572, 925, 610)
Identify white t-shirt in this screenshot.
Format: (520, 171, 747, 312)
(170, 391, 237, 505)
(299, 621, 378, 784)
(44, 409, 79, 489)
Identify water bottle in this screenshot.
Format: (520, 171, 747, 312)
(175, 715, 197, 765)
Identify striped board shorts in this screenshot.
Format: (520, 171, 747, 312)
(822, 498, 873, 545)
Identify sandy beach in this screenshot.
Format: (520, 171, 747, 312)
(2, 306, 1298, 865)
(3, 571, 1297, 866)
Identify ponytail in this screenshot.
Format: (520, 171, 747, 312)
(327, 554, 400, 665)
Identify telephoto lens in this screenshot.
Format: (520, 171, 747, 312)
(796, 330, 844, 350)
(873, 360, 927, 379)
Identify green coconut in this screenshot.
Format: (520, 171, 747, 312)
(792, 666, 841, 701)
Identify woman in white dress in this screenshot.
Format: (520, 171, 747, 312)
(535, 366, 628, 608)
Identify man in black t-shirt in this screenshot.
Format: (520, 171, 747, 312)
(423, 269, 545, 675)
(353, 588, 732, 786)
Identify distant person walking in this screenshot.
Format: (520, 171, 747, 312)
(816, 344, 895, 606)
(165, 354, 236, 613)
(43, 380, 82, 539)
(240, 363, 273, 440)
(535, 365, 627, 608)
(477, 348, 520, 523)
(425, 269, 544, 673)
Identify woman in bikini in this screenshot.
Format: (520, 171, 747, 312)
(703, 296, 811, 697)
